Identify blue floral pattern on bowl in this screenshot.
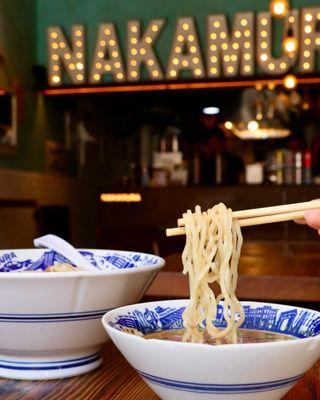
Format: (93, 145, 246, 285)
(110, 303, 320, 338)
(0, 250, 160, 272)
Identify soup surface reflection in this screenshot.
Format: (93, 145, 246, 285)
(144, 329, 296, 344)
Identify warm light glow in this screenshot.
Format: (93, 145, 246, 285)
(170, 70, 177, 77)
(104, 28, 111, 36)
(182, 60, 189, 67)
(130, 60, 137, 67)
(305, 13, 313, 22)
(195, 68, 202, 76)
(114, 61, 121, 68)
(227, 66, 234, 73)
(220, 32, 227, 39)
(109, 39, 116, 46)
(224, 121, 233, 129)
(303, 62, 311, 69)
(93, 74, 100, 81)
(248, 120, 259, 131)
(241, 19, 248, 26)
(260, 54, 268, 61)
(112, 50, 119, 57)
(64, 53, 71, 60)
(203, 106, 220, 115)
(96, 62, 102, 69)
(182, 23, 189, 30)
(188, 34, 195, 41)
(116, 73, 124, 79)
(190, 46, 197, 53)
(76, 62, 84, 70)
(283, 74, 297, 89)
(261, 41, 268, 49)
(75, 30, 82, 37)
(51, 32, 58, 39)
(261, 18, 268, 26)
(52, 75, 61, 83)
(76, 74, 83, 80)
(173, 58, 179, 65)
(131, 71, 138, 78)
(100, 193, 142, 203)
(52, 54, 59, 60)
(232, 43, 239, 50)
(235, 30, 241, 38)
(282, 36, 298, 56)
(130, 38, 137, 44)
(304, 50, 311, 57)
(76, 52, 83, 59)
(75, 40, 83, 47)
(131, 26, 138, 33)
(270, 0, 289, 18)
(146, 36, 152, 44)
(152, 70, 159, 77)
(152, 25, 159, 32)
(244, 41, 251, 49)
(210, 67, 217, 74)
(175, 47, 182, 53)
(147, 59, 154, 66)
(213, 21, 221, 28)
(280, 62, 287, 69)
(52, 65, 59, 72)
(139, 48, 146, 55)
(305, 25, 312, 34)
(244, 65, 251, 72)
(192, 57, 199, 64)
(268, 63, 275, 70)
(177, 35, 184, 42)
(305, 38, 311, 45)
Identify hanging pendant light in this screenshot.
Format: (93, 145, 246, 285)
(270, 0, 289, 18)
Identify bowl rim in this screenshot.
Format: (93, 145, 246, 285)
(102, 299, 320, 350)
(0, 248, 165, 278)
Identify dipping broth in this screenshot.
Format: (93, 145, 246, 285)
(144, 329, 296, 344)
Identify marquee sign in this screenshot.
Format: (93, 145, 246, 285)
(47, 6, 320, 86)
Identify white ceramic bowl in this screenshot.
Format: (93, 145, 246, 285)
(103, 299, 320, 400)
(0, 248, 164, 380)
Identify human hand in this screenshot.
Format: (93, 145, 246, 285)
(295, 209, 320, 235)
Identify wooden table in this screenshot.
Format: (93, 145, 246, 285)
(0, 343, 318, 400)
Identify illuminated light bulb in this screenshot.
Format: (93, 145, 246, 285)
(231, 55, 237, 61)
(96, 62, 102, 69)
(280, 62, 287, 69)
(220, 32, 227, 39)
(173, 58, 180, 66)
(131, 26, 138, 33)
(147, 59, 154, 66)
(283, 74, 297, 89)
(64, 53, 71, 60)
(52, 43, 58, 49)
(241, 19, 248, 26)
(75, 30, 82, 37)
(304, 50, 311, 57)
(115, 61, 121, 68)
(59, 42, 66, 49)
(76, 74, 83, 80)
(151, 25, 159, 32)
(305, 13, 313, 22)
(318, 12, 320, 20)
(177, 35, 184, 42)
(76, 52, 83, 59)
(244, 41, 251, 48)
(268, 63, 275, 70)
(260, 53, 268, 62)
(52, 65, 59, 71)
(210, 67, 218, 74)
(51, 75, 60, 83)
(282, 36, 298, 56)
(270, 0, 289, 18)
(152, 70, 159, 77)
(145, 36, 152, 44)
(112, 50, 119, 57)
(109, 39, 116, 46)
(130, 60, 137, 67)
(224, 55, 230, 62)
(188, 34, 195, 41)
(221, 43, 228, 50)
(234, 30, 241, 38)
(303, 62, 311, 69)
(261, 41, 268, 49)
(190, 46, 197, 53)
(51, 32, 58, 39)
(288, 16, 295, 23)
(192, 57, 199, 64)
(93, 73, 100, 80)
(260, 30, 267, 37)
(139, 48, 146, 55)
(261, 18, 268, 26)
(104, 28, 111, 35)
(76, 62, 84, 70)
(131, 71, 138, 78)
(105, 64, 111, 71)
(316, 38, 320, 45)
(52, 54, 59, 60)
(97, 51, 104, 58)
(131, 48, 138, 55)
(248, 120, 259, 131)
(227, 66, 234, 73)
(170, 70, 177, 77)
(255, 83, 263, 91)
(244, 30, 251, 37)
(305, 38, 311, 45)
(182, 60, 189, 67)
(131, 38, 138, 44)
(213, 21, 220, 28)
(195, 68, 202, 75)
(244, 65, 251, 72)
(75, 40, 83, 47)
(203, 107, 220, 115)
(244, 53, 251, 60)
(116, 73, 124, 79)
(224, 121, 233, 129)
(210, 44, 217, 51)
(232, 43, 239, 50)
(210, 33, 217, 40)
(182, 23, 189, 30)
(175, 46, 182, 53)
(305, 25, 312, 34)
(211, 56, 217, 62)
(268, 82, 276, 90)
(69, 63, 75, 70)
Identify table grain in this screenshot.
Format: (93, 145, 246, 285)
(0, 343, 318, 400)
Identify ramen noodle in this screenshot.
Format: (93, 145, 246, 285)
(182, 203, 244, 344)
(44, 263, 80, 272)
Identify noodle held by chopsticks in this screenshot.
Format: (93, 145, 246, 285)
(182, 203, 244, 344)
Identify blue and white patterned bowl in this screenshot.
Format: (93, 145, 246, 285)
(0, 249, 164, 380)
(103, 299, 320, 400)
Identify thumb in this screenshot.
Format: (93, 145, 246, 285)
(304, 210, 320, 230)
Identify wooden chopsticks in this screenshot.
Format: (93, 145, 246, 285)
(166, 200, 320, 237)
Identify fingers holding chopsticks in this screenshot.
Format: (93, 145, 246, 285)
(295, 208, 320, 235)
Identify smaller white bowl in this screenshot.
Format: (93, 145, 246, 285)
(0, 248, 164, 380)
(103, 299, 320, 400)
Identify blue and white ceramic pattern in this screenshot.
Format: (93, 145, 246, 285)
(103, 299, 320, 400)
(0, 249, 164, 380)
